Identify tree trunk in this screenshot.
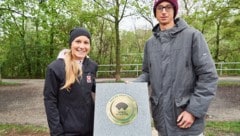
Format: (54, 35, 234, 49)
(114, 1, 121, 82)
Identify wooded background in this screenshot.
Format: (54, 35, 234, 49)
(0, 0, 240, 80)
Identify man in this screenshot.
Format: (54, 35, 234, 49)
(134, 0, 218, 135)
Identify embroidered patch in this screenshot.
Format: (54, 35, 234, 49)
(87, 75, 92, 83)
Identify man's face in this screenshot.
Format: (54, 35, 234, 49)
(155, 1, 174, 26)
(70, 36, 90, 61)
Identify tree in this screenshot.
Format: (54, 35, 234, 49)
(182, 0, 240, 63)
(1, 0, 240, 78)
(93, 0, 134, 81)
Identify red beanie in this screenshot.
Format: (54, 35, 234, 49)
(153, 0, 178, 18)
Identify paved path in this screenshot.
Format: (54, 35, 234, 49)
(218, 76, 240, 81)
(97, 76, 240, 83)
(0, 77, 239, 136)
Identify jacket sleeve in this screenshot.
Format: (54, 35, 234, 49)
(43, 66, 64, 136)
(186, 30, 218, 118)
(134, 42, 150, 82)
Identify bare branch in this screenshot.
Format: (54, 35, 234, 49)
(0, 7, 30, 18)
(119, 0, 128, 22)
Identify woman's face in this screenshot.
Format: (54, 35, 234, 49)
(71, 36, 90, 61)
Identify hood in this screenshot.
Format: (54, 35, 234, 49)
(152, 18, 189, 37)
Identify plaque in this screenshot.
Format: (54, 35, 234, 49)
(106, 93, 138, 125)
(94, 83, 152, 136)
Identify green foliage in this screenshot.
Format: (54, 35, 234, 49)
(121, 29, 151, 64)
(0, 0, 240, 78)
(182, 0, 240, 63)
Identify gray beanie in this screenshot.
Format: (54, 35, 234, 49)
(69, 27, 91, 46)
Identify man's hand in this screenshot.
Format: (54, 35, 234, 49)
(177, 111, 195, 129)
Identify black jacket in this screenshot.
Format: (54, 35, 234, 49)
(43, 58, 98, 136)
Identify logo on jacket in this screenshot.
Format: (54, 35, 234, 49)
(87, 75, 92, 83)
(106, 93, 138, 125)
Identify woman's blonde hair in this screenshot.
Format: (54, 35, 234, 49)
(61, 51, 82, 90)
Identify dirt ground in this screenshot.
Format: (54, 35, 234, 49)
(0, 78, 240, 136)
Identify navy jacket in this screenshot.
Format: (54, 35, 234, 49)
(43, 58, 98, 136)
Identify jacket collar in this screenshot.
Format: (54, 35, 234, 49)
(152, 18, 189, 38)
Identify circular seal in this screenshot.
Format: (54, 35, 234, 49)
(106, 93, 138, 125)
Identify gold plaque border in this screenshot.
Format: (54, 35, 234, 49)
(106, 93, 138, 126)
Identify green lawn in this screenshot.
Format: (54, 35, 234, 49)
(0, 124, 48, 135)
(0, 121, 239, 136)
(205, 121, 240, 136)
(218, 80, 240, 86)
(0, 81, 20, 86)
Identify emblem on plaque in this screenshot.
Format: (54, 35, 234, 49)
(106, 93, 138, 125)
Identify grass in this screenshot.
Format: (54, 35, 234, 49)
(0, 81, 20, 86)
(0, 121, 239, 136)
(0, 124, 48, 136)
(218, 80, 240, 87)
(205, 121, 240, 136)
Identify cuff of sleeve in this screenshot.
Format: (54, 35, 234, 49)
(185, 107, 205, 119)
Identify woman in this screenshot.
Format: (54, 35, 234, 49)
(43, 27, 98, 136)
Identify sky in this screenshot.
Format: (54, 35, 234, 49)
(119, 16, 156, 31)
